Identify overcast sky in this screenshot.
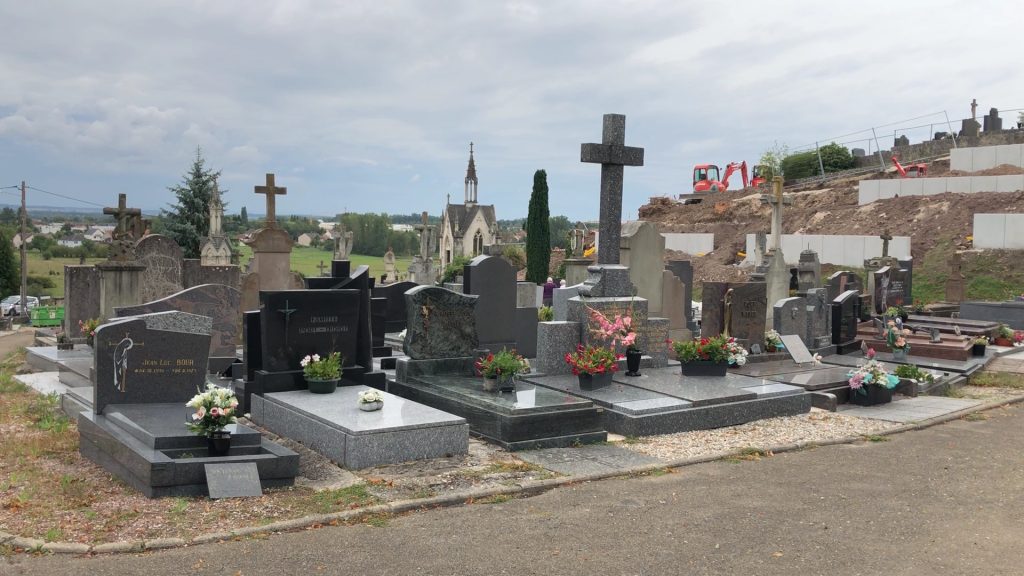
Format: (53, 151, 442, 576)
(1, 1, 1021, 222)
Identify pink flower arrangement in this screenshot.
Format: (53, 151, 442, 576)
(866, 348, 876, 359)
(185, 384, 238, 437)
(588, 307, 638, 351)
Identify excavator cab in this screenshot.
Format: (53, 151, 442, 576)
(693, 164, 721, 193)
(751, 165, 767, 188)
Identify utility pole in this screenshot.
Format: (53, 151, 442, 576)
(19, 181, 27, 317)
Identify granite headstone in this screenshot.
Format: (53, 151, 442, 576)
(403, 286, 479, 360)
(259, 289, 362, 372)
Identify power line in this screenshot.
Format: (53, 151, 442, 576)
(25, 185, 106, 208)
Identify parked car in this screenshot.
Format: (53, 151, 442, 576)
(1, 295, 39, 316)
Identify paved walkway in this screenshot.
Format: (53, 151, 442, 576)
(8, 404, 1023, 575)
(838, 395, 982, 423)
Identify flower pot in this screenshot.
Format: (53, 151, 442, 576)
(892, 349, 908, 362)
(994, 337, 1013, 347)
(57, 342, 74, 351)
(578, 372, 613, 390)
(680, 360, 728, 377)
(850, 385, 892, 406)
(482, 377, 499, 392)
(207, 430, 231, 457)
(625, 349, 643, 377)
(306, 378, 339, 394)
(358, 400, 383, 412)
(498, 374, 516, 393)
(971, 343, 986, 357)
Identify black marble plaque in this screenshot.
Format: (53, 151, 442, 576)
(205, 462, 263, 498)
(260, 289, 361, 372)
(93, 311, 212, 415)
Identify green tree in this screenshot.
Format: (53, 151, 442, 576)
(758, 141, 789, 181)
(161, 148, 222, 258)
(525, 170, 551, 284)
(0, 230, 19, 297)
(0, 207, 16, 226)
(548, 215, 572, 250)
(240, 206, 248, 226)
(818, 142, 855, 172)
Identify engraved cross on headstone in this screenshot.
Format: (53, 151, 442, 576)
(255, 173, 287, 228)
(580, 114, 644, 265)
(880, 229, 893, 258)
(317, 260, 327, 277)
(759, 177, 791, 252)
(277, 299, 296, 345)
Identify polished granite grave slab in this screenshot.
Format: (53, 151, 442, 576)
(250, 386, 468, 469)
(822, 352, 990, 374)
(26, 346, 93, 372)
(611, 371, 758, 406)
(523, 369, 810, 437)
(387, 359, 606, 450)
(731, 360, 834, 378)
(77, 403, 298, 498)
(766, 367, 858, 391)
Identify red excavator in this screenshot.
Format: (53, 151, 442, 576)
(693, 161, 754, 193)
(891, 154, 927, 178)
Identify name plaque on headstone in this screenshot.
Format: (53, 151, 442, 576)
(205, 462, 263, 499)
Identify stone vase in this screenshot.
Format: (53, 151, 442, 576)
(892, 349, 908, 362)
(358, 400, 383, 412)
(306, 378, 339, 394)
(680, 361, 728, 377)
(578, 372, 613, 390)
(625, 349, 643, 377)
(207, 430, 231, 457)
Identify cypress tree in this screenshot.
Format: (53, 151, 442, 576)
(240, 206, 248, 226)
(162, 148, 222, 258)
(525, 169, 551, 284)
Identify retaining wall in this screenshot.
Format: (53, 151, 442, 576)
(858, 175, 1024, 204)
(972, 214, 1024, 249)
(742, 234, 911, 266)
(662, 233, 715, 255)
(950, 144, 1024, 171)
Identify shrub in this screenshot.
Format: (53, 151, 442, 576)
(440, 255, 471, 285)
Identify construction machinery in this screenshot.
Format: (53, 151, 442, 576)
(693, 161, 747, 193)
(891, 154, 927, 178)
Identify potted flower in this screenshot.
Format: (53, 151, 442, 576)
(588, 306, 641, 376)
(725, 338, 749, 367)
(475, 349, 530, 392)
(357, 389, 384, 412)
(671, 335, 731, 377)
(971, 336, 988, 357)
(994, 324, 1014, 347)
(79, 317, 101, 347)
(1014, 330, 1024, 347)
(885, 306, 908, 322)
(893, 364, 936, 391)
(301, 352, 342, 394)
(56, 332, 74, 351)
(185, 383, 239, 456)
(885, 320, 912, 361)
(764, 329, 783, 353)
(564, 344, 618, 390)
(846, 360, 899, 406)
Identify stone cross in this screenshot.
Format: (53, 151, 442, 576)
(759, 177, 791, 253)
(948, 251, 963, 278)
(255, 173, 287, 228)
(971, 98, 977, 120)
(103, 193, 142, 240)
(317, 260, 328, 276)
(414, 211, 435, 261)
(880, 229, 893, 258)
(580, 114, 644, 265)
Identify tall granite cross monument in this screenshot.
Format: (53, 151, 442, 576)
(97, 193, 146, 319)
(580, 114, 644, 265)
(255, 173, 287, 228)
(104, 193, 143, 262)
(880, 228, 893, 258)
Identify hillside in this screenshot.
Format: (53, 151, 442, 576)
(639, 159, 1024, 303)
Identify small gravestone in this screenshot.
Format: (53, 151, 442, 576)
(205, 462, 263, 499)
(826, 271, 863, 303)
(780, 334, 814, 364)
(665, 260, 695, 331)
(750, 343, 763, 355)
(403, 286, 479, 359)
(805, 288, 833, 350)
(872, 266, 892, 315)
(773, 297, 806, 343)
(797, 249, 820, 294)
(463, 255, 517, 351)
(620, 221, 665, 315)
(553, 283, 582, 321)
(831, 289, 862, 351)
(728, 282, 768, 345)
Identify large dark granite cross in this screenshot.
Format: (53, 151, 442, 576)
(880, 229, 893, 257)
(581, 114, 644, 265)
(103, 193, 142, 240)
(255, 173, 286, 228)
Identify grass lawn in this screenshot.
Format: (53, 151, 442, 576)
(17, 246, 411, 301)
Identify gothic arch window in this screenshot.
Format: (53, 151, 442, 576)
(473, 230, 483, 255)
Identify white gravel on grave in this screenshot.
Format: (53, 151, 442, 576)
(619, 409, 901, 462)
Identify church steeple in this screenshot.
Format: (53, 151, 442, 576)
(209, 180, 224, 237)
(464, 142, 478, 206)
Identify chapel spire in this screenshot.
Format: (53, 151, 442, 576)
(464, 142, 478, 205)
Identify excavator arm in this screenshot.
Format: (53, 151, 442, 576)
(721, 161, 749, 189)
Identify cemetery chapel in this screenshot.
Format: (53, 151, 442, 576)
(439, 142, 499, 268)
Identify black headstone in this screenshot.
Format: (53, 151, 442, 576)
(826, 271, 863, 303)
(371, 280, 418, 332)
(93, 311, 212, 415)
(872, 266, 892, 314)
(243, 310, 262, 382)
(259, 289, 361, 372)
(831, 289, 861, 346)
(463, 255, 517, 351)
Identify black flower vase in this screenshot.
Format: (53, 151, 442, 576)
(625, 349, 643, 376)
(207, 430, 231, 457)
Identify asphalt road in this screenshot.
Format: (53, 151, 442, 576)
(5, 403, 1024, 576)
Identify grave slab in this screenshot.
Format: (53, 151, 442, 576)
(251, 386, 468, 469)
(611, 370, 757, 406)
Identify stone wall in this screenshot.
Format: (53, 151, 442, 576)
(182, 259, 240, 290)
(854, 128, 1024, 168)
(951, 143, 1024, 171)
(662, 233, 715, 255)
(858, 174, 1024, 204)
(973, 214, 1024, 249)
(742, 234, 911, 266)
